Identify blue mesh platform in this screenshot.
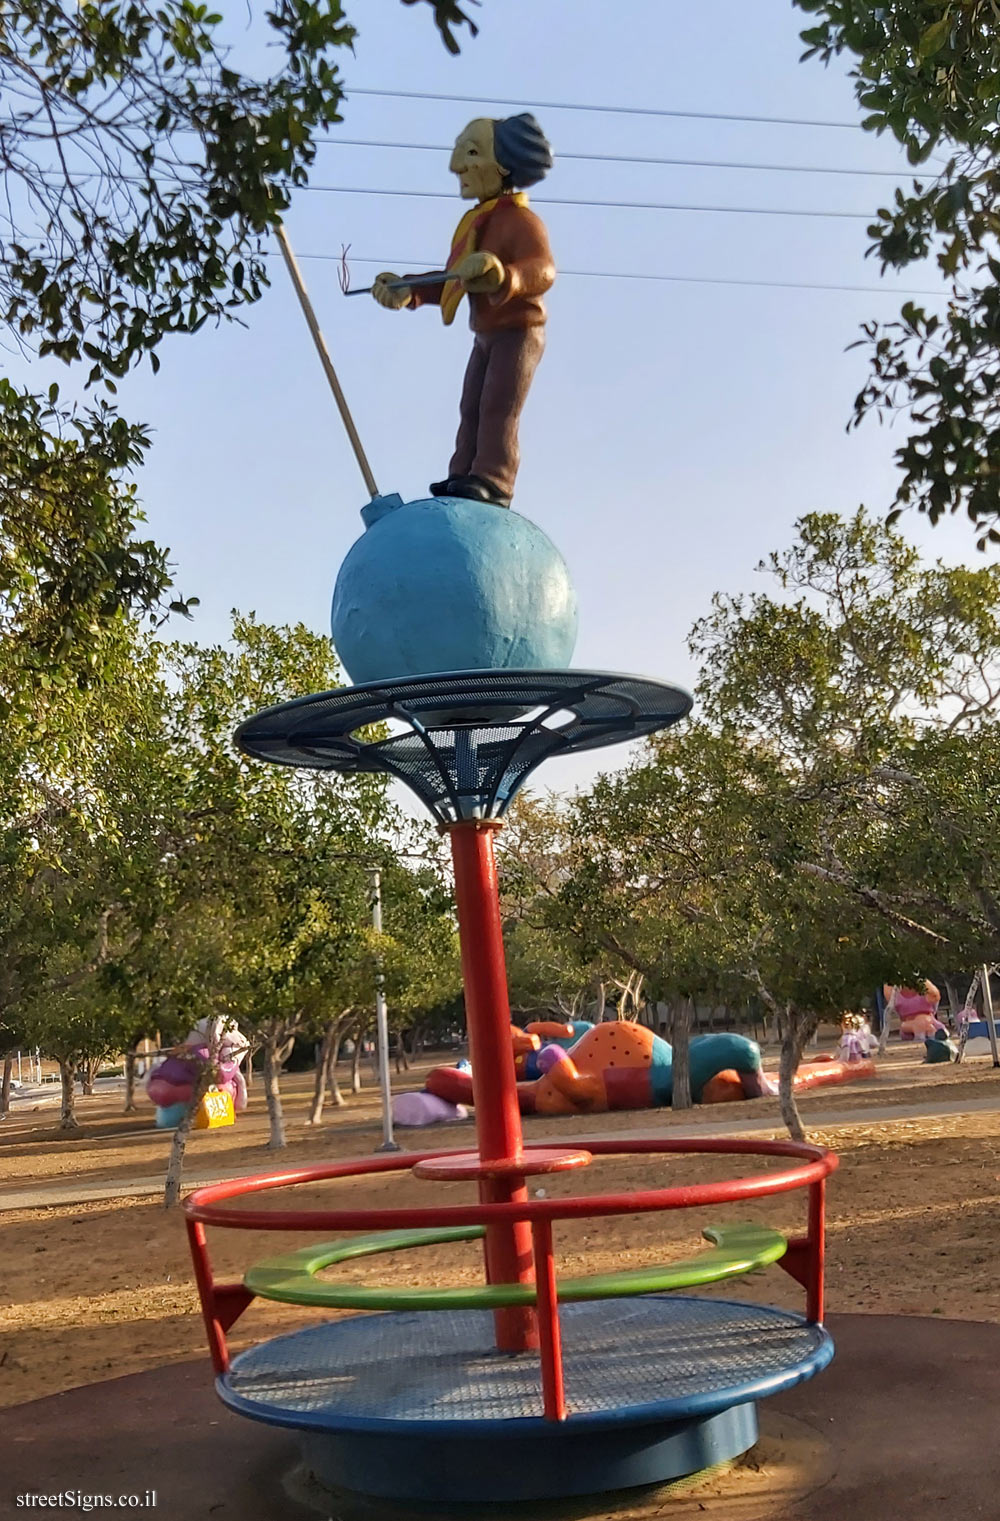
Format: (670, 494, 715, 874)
(220, 1297, 831, 1433)
(219, 1298, 832, 1502)
(234, 670, 692, 822)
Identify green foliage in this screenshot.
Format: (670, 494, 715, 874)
(0, 380, 193, 720)
(797, 2, 998, 158)
(692, 509, 1000, 754)
(795, 1, 1000, 538)
(536, 510, 1000, 1063)
(1, 0, 358, 378)
(0, 0, 476, 379)
(3, 611, 458, 1134)
(691, 507, 1000, 972)
(497, 794, 607, 1018)
(0, 0, 476, 740)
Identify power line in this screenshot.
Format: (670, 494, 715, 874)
(298, 182, 872, 221)
(296, 250, 946, 300)
(316, 137, 909, 181)
(335, 139, 919, 181)
(345, 86, 860, 132)
(23, 164, 880, 222)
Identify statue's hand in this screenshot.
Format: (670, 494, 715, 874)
(372, 272, 411, 309)
(454, 251, 505, 294)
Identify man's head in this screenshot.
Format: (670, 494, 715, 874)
(450, 114, 553, 201)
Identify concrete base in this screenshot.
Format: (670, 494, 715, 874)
(0, 1316, 993, 1519)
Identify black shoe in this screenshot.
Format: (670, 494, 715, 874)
(429, 478, 454, 496)
(444, 474, 512, 508)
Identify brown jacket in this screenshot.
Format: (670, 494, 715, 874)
(408, 198, 555, 333)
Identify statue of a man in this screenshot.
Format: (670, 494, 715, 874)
(372, 114, 554, 508)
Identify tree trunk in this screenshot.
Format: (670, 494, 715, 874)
(944, 979, 961, 1031)
(351, 1026, 364, 1094)
(0, 1051, 12, 1120)
(308, 1027, 334, 1127)
(263, 1032, 287, 1150)
(163, 1059, 213, 1207)
(328, 1031, 346, 1107)
(394, 1039, 409, 1074)
(670, 1001, 693, 1111)
(778, 1009, 815, 1144)
(123, 1048, 138, 1114)
(307, 1018, 346, 1126)
(878, 989, 895, 1055)
(59, 1059, 80, 1131)
(82, 1056, 98, 1096)
(594, 981, 606, 1022)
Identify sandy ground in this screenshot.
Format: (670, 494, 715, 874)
(3, 1043, 1000, 1409)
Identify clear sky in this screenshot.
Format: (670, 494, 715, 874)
(11, 0, 991, 796)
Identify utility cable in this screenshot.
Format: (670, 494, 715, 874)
(315, 137, 910, 180)
(345, 85, 860, 132)
(295, 250, 946, 299)
(297, 182, 873, 220)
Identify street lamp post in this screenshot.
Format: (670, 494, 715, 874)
(369, 866, 400, 1152)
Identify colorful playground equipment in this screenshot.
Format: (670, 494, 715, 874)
(146, 1018, 249, 1129)
(884, 982, 945, 1041)
(839, 1013, 877, 1063)
(513, 1019, 594, 1080)
(182, 114, 840, 1506)
(183, 666, 843, 1503)
(402, 1019, 873, 1123)
(185, 1135, 836, 1502)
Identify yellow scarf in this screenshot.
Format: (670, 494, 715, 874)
(441, 192, 529, 325)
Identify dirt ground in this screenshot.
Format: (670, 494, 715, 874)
(3, 1042, 1000, 1409)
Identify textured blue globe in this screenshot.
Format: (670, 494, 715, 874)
(331, 495, 578, 684)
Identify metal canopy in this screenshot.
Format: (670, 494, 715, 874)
(235, 669, 692, 824)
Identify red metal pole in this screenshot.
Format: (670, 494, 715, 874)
(532, 1219, 567, 1420)
(187, 1217, 230, 1374)
(449, 819, 537, 1352)
(806, 1178, 826, 1323)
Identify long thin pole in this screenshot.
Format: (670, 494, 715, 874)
(370, 868, 400, 1152)
(982, 964, 1000, 1068)
(275, 223, 380, 499)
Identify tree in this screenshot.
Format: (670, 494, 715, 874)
(0, 0, 477, 758)
(796, 1, 1000, 540)
(1, 0, 475, 377)
(0, 1009, 28, 1121)
(693, 510, 1000, 918)
(498, 795, 608, 1022)
(689, 507, 1000, 1122)
(541, 511, 1000, 1137)
(157, 614, 394, 1158)
(1, 617, 172, 1128)
(0, 383, 194, 709)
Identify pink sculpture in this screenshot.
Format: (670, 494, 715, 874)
(884, 983, 945, 1041)
(146, 1018, 249, 1127)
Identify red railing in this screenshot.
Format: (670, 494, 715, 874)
(184, 1135, 836, 1421)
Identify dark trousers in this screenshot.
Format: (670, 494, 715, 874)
(449, 326, 546, 498)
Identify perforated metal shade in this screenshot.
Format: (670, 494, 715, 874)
(235, 669, 692, 823)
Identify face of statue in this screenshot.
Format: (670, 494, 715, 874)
(449, 118, 505, 201)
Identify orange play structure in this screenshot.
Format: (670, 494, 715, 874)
(425, 1020, 876, 1117)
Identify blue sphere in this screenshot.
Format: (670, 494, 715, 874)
(331, 496, 578, 684)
